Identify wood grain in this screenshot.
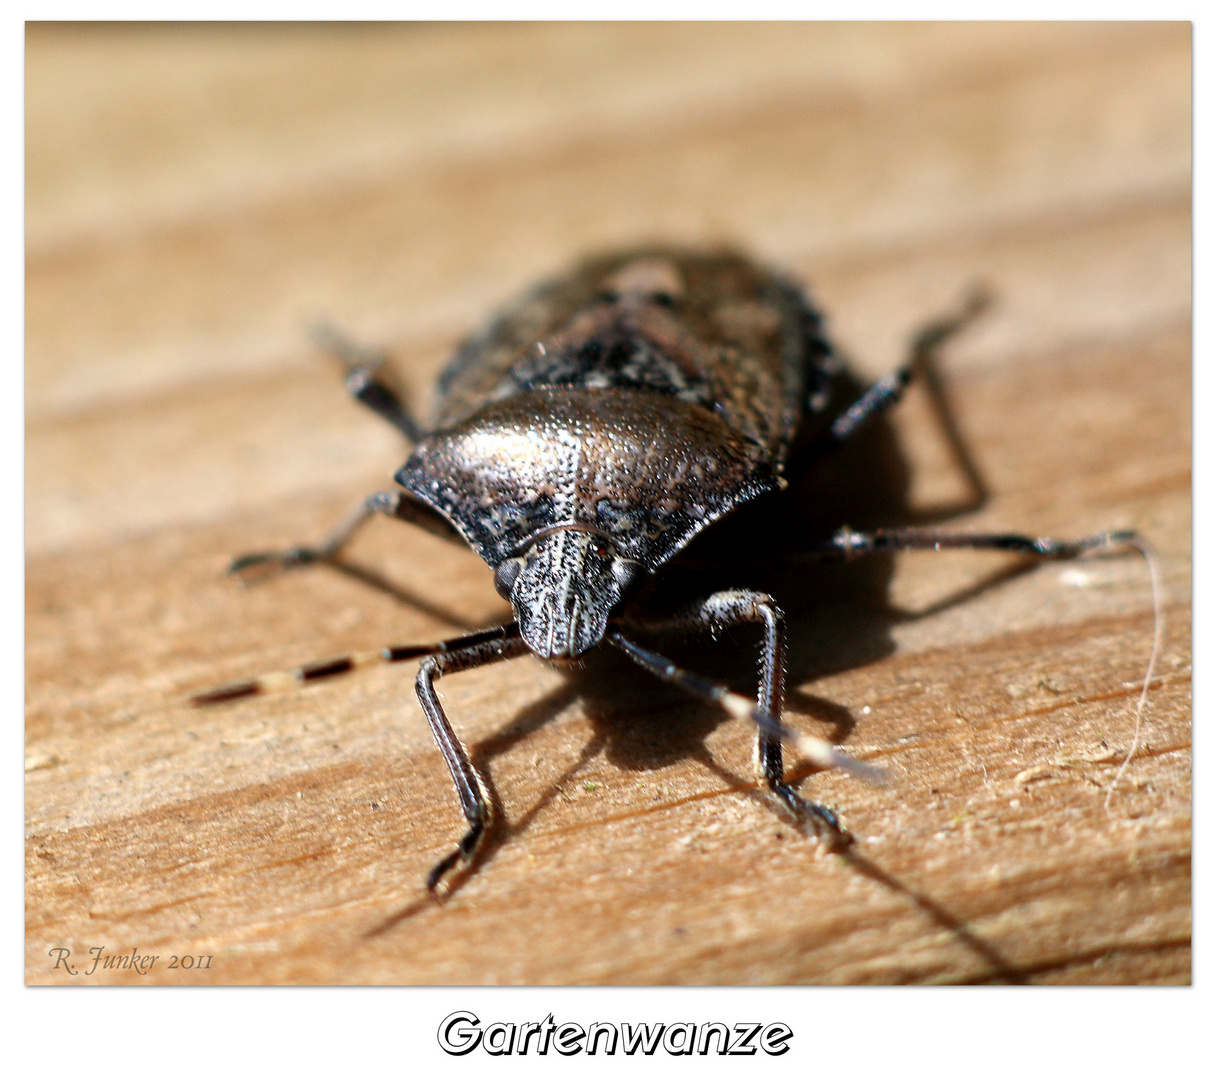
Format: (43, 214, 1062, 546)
(26, 22, 1190, 985)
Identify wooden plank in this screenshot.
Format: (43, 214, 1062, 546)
(26, 22, 1190, 985)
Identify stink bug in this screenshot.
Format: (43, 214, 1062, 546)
(194, 248, 1152, 894)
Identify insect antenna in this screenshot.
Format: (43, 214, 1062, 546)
(190, 623, 519, 706)
(606, 630, 887, 786)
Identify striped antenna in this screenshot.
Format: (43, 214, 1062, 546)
(606, 631, 888, 786)
(190, 624, 518, 706)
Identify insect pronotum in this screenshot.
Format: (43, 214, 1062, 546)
(193, 248, 1158, 895)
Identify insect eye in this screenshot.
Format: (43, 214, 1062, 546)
(493, 558, 525, 600)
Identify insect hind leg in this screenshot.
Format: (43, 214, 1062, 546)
(819, 526, 1139, 562)
(824, 289, 991, 514)
(311, 321, 423, 442)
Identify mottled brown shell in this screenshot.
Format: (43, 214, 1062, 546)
(397, 248, 832, 575)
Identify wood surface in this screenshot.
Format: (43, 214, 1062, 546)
(26, 22, 1191, 985)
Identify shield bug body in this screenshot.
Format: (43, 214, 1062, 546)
(198, 248, 1146, 893)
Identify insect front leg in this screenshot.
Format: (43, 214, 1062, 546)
(230, 489, 462, 580)
(626, 589, 848, 845)
(415, 627, 532, 895)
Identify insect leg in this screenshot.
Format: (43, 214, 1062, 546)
(415, 625, 531, 894)
(311, 321, 423, 442)
(615, 590, 874, 844)
(676, 591, 848, 840)
(814, 526, 1163, 813)
(229, 489, 462, 580)
(230, 489, 401, 578)
(825, 288, 989, 497)
(817, 526, 1140, 562)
